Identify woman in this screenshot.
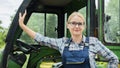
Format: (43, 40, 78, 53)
(19, 10, 119, 68)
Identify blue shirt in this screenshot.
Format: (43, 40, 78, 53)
(34, 33, 119, 68)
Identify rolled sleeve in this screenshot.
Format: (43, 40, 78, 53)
(34, 33, 43, 42)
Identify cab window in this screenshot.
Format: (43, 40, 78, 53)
(104, 0, 120, 43)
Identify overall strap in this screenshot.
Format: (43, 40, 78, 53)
(85, 37, 89, 43)
(84, 37, 90, 47)
(65, 38, 72, 47)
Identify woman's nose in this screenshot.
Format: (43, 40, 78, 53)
(75, 24, 79, 27)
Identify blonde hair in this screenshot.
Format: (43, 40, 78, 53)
(67, 12, 85, 23)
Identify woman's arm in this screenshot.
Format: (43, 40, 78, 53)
(96, 40, 119, 68)
(19, 10, 36, 39)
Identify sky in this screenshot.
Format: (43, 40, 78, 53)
(0, 0, 23, 28)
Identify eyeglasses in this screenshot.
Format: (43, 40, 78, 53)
(68, 22, 84, 27)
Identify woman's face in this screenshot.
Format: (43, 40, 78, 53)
(67, 15, 85, 36)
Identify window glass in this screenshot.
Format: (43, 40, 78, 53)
(104, 0, 120, 43)
(46, 14, 58, 38)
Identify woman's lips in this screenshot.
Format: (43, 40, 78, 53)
(74, 30, 80, 32)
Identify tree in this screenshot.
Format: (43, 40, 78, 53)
(0, 20, 7, 48)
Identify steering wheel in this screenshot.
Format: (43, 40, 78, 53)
(16, 39, 40, 54)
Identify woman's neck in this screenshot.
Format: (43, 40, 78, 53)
(71, 35, 82, 44)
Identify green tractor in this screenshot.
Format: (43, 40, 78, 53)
(0, 0, 120, 68)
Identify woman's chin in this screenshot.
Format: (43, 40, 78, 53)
(73, 32, 82, 36)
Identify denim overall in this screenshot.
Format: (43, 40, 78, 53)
(62, 38, 90, 68)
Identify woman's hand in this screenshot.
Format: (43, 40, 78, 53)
(19, 10, 27, 27)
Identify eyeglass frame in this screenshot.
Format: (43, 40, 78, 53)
(68, 22, 85, 27)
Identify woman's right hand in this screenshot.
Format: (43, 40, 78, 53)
(19, 10, 27, 27)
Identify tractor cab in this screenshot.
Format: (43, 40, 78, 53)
(1, 0, 120, 68)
